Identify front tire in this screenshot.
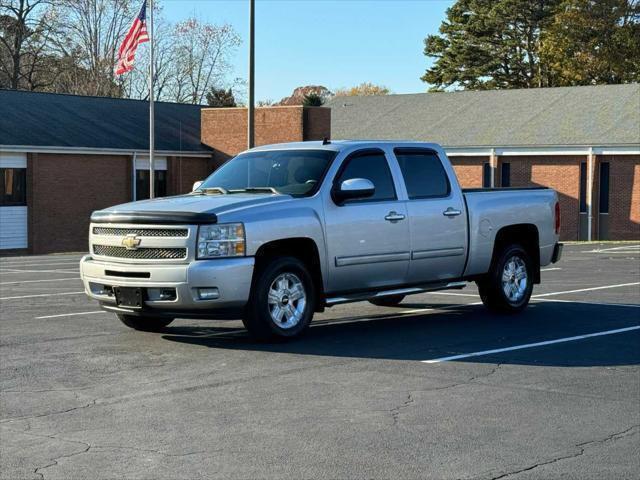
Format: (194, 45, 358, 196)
(117, 314, 174, 332)
(243, 256, 316, 341)
(477, 244, 533, 313)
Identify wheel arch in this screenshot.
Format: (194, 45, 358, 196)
(253, 237, 325, 310)
(491, 224, 541, 283)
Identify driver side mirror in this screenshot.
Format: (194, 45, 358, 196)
(192, 180, 203, 192)
(332, 178, 375, 204)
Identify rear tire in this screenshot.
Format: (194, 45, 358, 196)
(243, 256, 316, 341)
(368, 294, 406, 307)
(477, 244, 533, 313)
(117, 314, 174, 332)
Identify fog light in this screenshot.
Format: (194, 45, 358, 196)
(89, 283, 113, 297)
(147, 288, 177, 301)
(197, 287, 219, 300)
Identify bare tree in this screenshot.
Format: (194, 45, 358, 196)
(0, 0, 57, 89)
(54, 0, 134, 97)
(169, 18, 240, 104)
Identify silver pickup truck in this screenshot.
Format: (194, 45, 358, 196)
(81, 140, 562, 340)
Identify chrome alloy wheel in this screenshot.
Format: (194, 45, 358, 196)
(267, 273, 307, 329)
(501, 255, 528, 303)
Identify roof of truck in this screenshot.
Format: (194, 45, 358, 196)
(248, 139, 444, 153)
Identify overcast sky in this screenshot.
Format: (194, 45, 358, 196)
(161, 0, 453, 102)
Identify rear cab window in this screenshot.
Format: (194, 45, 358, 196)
(394, 148, 451, 199)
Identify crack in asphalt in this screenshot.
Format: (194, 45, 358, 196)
(1, 399, 97, 424)
(390, 393, 414, 426)
(489, 425, 640, 479)
(6, 427, 209, 479)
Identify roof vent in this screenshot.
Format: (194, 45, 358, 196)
(322, 137, 331, 145)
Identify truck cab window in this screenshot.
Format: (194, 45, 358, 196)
(394, 149, 450, 199)
(335, 152, 396, 203)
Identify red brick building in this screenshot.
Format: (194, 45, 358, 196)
(328, 84, 640, 241)
(1, 84, 637, 254)
(0, 91, 330, 254)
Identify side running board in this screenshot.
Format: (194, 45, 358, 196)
(325, 281, 467, 306)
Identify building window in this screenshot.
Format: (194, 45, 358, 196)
(136, 170, 167, 200)
(599, 162, 610, 214)
(482, 163, 491, 188)
(579, 162, 587, 213)
(501, 162, 511, 187)
(0, 168, 27, 206)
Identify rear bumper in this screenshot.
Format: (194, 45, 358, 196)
(551, 242, 563, 263)
(80, 255, 255, 315)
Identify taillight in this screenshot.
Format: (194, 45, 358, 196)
(554, 201, 561, 234)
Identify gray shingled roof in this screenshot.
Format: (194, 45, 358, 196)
(327, 84, 640, 147)
(0, 89, 211, 153)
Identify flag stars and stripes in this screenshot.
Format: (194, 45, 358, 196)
(115, 1, 150, 75)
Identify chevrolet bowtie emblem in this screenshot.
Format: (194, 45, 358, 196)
(122, 234, 142, 250)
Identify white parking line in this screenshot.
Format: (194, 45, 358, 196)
(35, 310, 106, 319)
(534, 298, 640, 308)
(0, 291, 85, 301)
(541, 267, 562, 271)
(0, 277, 80, 286)
(428, 292, 479, 298)
(587, 246, 640, 254)
(0, 259, 81, 267)
(422, 325, 640, 363)
(532, 282, 640, 298)
(0, 261, 80, 268)
(0, 269, 79, 274)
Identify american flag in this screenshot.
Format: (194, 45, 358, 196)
(115, 1, 150, 75)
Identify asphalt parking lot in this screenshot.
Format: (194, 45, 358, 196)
(1, 243, 639, 479)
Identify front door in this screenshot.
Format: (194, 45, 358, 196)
(324, 149, 410, 293)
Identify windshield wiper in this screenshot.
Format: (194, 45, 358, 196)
(229, 187, 279, 194)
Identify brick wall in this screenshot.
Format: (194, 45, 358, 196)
(29, 153, 131, 253)
(598, 154, 640, 240)
(449, 156, 487, 188)
(201, 106, 331, 166)
(167, 156, 213, 195)
(505, 155, 584, 241)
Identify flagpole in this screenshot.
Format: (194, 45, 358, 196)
(149, 0, 155, 198)
(247, 0, 255, 149)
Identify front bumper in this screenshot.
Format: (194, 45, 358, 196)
(80, 255, 255, 316)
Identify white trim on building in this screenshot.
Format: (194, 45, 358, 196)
(444, 144, 640, 157)
(0, 145, 211, 158)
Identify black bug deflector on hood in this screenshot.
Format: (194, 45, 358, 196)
(90, 210, 218, 225)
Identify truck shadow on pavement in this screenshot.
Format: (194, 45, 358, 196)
(161, 301, 640, 367)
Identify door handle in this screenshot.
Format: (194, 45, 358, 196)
(443, 207, 462, 217)
(385, 211, 406, 222)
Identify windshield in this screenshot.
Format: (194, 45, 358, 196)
(197, 149, 337, 196)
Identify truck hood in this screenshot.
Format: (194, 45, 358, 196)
(91, 193, 291, 224)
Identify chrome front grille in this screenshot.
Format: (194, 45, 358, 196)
(93, 245, 187, 260)
(92, 227, 188, 237)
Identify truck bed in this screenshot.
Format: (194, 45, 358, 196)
(462, 187, 558, 277)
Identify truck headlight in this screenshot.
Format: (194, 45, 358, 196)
(197, 223, 245, 259)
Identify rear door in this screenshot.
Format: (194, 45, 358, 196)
(393, 148, 468, 283)
(323, 149, 410, 293)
